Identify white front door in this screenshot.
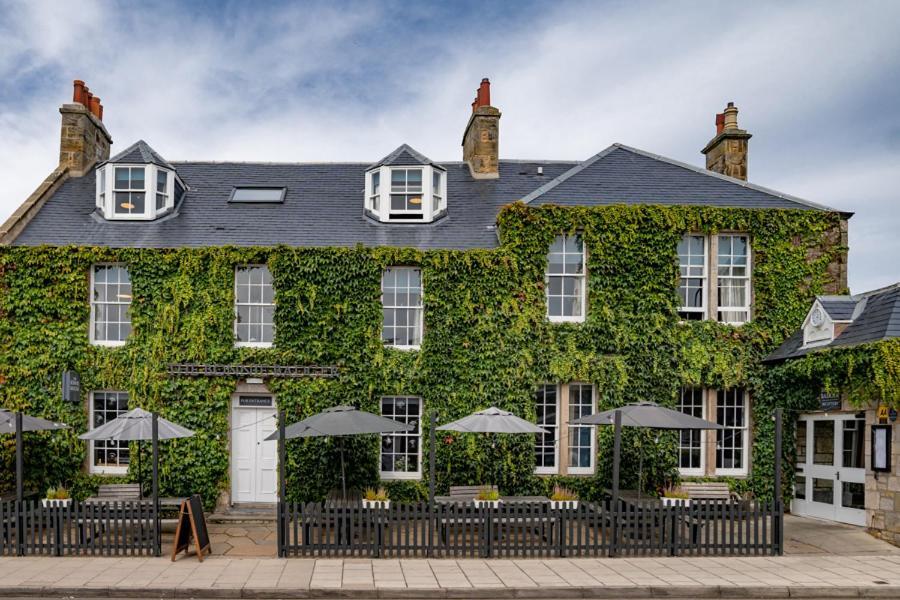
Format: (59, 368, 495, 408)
(231, 396, 277, 504)
(792, 413, 866, 526)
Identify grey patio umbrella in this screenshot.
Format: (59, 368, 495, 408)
(0, 409, 69, 503)
(264, 405, 413, 501)
(436, 407, 548, 490)
(79, 407, 195, 497)
(571, 401, 721, 498)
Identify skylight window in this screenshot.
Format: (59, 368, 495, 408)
(229, 187, 286, 203)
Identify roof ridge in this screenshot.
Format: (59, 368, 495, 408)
(612, 144, 841, 213)
(851, 281, 900, 300)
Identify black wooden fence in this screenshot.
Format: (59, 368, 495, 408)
(0, 501, 158, 557)
(278, 499, 783, 558)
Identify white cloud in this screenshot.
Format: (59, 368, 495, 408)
(1, 0, 898, 291)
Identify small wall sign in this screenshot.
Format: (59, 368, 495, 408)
(819, 392, 841, 412)
(238, 396, 273, 407)
(872, 425, 892, 472)
(878, 404, 890, 424)
(891, 408, 898, 423)
(62, 371, 81, 403)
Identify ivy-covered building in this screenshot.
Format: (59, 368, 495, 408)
(0, 79, 849, 510)
(764, 283, 900, 538)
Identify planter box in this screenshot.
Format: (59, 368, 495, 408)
(661, 497, 691, 507)
(550, 500, 579, 510)
(42, 498, 72, 508)
(473, 499, 501, 508)
(362, 499, 390, 509)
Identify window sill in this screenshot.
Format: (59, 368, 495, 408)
(380, 472, 421, 481)
(566, 468, 596, 476)
(714, 469, 748, 478)
(235, 342, 274, 349)
(91, 340, 127, 348)
(547, 316, 585, 324)
(534, 468, 559, 476)
(385, 344, 421, 351)
(90, 466, 128, 476)
(678, 468, 706, 477)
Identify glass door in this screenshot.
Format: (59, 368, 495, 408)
(792, 413, 865, 526)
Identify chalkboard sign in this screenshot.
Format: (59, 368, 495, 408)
(62, 371, 81, 404)
(819, 392, 841, 412)
(171, 494, 211, 561)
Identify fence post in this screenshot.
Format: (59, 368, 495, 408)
(278, 410, 286, 558)
(152, 413, 160, 557)
(15, 413, 24, 557)
(774, 408, 783, 555)
(609, 409, 622, 558)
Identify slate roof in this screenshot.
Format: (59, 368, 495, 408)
(106, 140, 174, 170)
(521, 145, 836, 211)
(818, 297, 858, 321)
(764, 284, 900, 362)
(12, 141, 843, 249)
(368, 144, 443, 169)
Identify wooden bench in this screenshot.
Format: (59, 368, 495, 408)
(681, 482, 739, 502)
(86, 483, 142, 503)
(447, 485, 498, 501)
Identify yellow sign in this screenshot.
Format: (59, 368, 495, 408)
(878, 404, 889, 423)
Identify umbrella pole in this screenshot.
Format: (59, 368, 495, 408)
(137, 440, 143, 499)
(152, 413, 160, 557)
(15, 412, 23, 504)
(340, 438, 347, 503)
(638, 440, 643, 502)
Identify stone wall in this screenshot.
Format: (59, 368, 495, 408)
(866, 407, 900, 545)
(462, 105, 500, 179)
(59, 103, 112, 176)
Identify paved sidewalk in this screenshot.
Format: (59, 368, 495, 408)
(3, 554, 900, 598)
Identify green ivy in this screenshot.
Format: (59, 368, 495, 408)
(0, 203, 846, 506)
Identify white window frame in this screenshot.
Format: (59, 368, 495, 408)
(678, 234, 707, 321)
(716, 234, 751, 325)
(379, 396, 422, 480)
(96, 163, 178, 221)
(567, 383, 596, 475)
(364, 165, 446, 223)
(677, 387, 706, 476)
(534, 384, 560, 475)
(545, 234, 587, 323)
(89, 391, 130, 475)
(715, 388, 749, 476)
(89, 263, 132, 347)
(234, 265, 275, 348)
(381, 267, 423, 350)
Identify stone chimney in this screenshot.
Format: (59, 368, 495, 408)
(701, 102, 751, 181)
(462, 78, 500, 179)
(59, 80, 112, 176)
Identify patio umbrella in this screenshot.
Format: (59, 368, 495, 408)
(571, 401, 721, 498)
(0, 409, 69, 503)
(264, 405, 413, 501)
(79, 407, 195, 497)
(436, 407, 548, 490)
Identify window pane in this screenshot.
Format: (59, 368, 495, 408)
(535, 385, 558, 470)
(568, 384, 594, 470)
(678, 387, 704, 470)
(381, 267, 422, 348)
(115, 168, 129, 188)
(546, 235, 585, 320)
(813, 420, 834, 465)
(156, 170, 167, 193)
(716, 388, 747, 471)
(92, 392, 130, 469)
(129, 168, 145, 190)
(380, 397, 422, 476)
(231, 188, 285, 202)
(91, 265, 132, 343)
(234, 266, 275, 345)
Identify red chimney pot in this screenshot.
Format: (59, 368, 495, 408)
(90, 96, 101, 119)
(476, 78, 491, 107)
(715, 112, 725, 135)
(73, 80, 86, 105)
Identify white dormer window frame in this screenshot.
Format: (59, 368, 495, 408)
(96, 163, 181, 221)
(802, 300, 845, 349)
(365, 165, 446, 223)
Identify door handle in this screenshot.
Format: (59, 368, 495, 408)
(836, 472, 840, 481)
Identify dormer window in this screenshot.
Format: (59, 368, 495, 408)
(95, 140, 183, 221)
(365, 144, 447, 224)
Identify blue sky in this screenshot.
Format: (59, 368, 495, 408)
(1, 0, 898, 292)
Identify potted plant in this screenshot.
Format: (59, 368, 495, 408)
(660, 485, 690, 507)
(362, 487, 390, 509)
(42, 485, 72, 508)
(473, 486, 501, 508)
(549, 485, 579, 509)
